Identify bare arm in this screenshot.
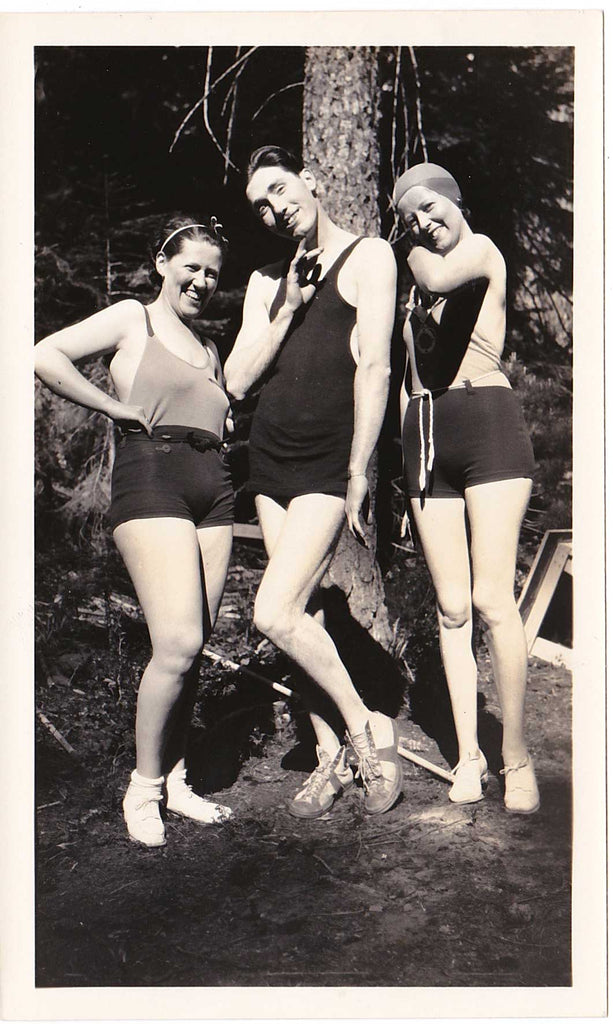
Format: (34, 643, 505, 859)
(34, 299, 152, 432)
(345, 238, 397, 544)
(224, 239, 322, 400)
(408, 233, 504, 295)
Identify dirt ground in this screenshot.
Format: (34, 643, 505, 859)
(35, 541, 572, 989)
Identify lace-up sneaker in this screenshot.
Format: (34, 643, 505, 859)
(123, 770, 166, 847)
(501, 755, 540, 814)
(288, 745, 354, 819)
(347, 712, 403, 815)
(448, 750, 488, 805)
(166, 768, 232, 824)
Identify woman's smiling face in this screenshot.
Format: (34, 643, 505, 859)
(397, 185, 466, 255)
(156, 239, 223, 319)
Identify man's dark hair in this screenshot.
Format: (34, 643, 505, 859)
(246, 146, 304, 183)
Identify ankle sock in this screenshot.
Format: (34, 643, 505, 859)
(131, 769, 164, 787)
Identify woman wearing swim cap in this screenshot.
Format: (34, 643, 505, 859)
(35, 215, 235, 846)
(393, 163, 539, 814)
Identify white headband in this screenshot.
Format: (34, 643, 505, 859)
(159, 224, 210, 253)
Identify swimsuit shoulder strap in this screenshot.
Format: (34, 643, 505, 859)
(141, 303, 155, 338)
(328, 236, 365, 279)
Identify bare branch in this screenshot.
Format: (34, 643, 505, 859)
(400, 78, 411, 166)
(390, 47, 401, 176)
(169, 45, 258, 155)
(252, 81, 304, 121)
(222, 60, 240, 186)
(520, 277, 550, 338)
(408, 46, 428, 161)
(202, 47, 241, 174)
(220, 47, 251, 185)
(169, 95, 205, 155)
(546, 289, 573, 337)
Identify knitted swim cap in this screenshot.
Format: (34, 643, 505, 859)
(393, 163, 462, 208)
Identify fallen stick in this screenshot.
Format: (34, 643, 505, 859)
(398, 743, 454, 783)
(36, 709, 77, 757)
(202, 647, 293, 697)
(203, 647, 453, 784)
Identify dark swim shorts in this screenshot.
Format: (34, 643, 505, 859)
(402, 385, 535, 499)
(108, 425, 234, 531)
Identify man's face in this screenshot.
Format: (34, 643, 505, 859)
(246, 166, 318, 240)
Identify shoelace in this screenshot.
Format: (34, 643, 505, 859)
(356, 753, 383, 790)
(298, 758, 333, 799)
(451, 754, 483, 776)
(168, 773, 228, 816)
(133, 793, 163, 813)
(351, 739, 382, 790)
(499, 759, 529, 776)
(346, 728, 383, 790)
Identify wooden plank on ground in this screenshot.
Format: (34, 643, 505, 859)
(233, 523, 263, 541)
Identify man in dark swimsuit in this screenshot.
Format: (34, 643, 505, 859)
(225, 147, 400, 818)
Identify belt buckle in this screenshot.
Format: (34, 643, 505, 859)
(186, 431, 209, 453)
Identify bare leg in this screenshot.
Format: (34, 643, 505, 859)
(466, 478, 533, 765)
(165, 524, 234, 775)
(254, 494, 401, 817)
(256, 495, 347, 754)
(410, 496, 478, 760)
(254, 493, 370, 737)
(113, 517, 209, 779)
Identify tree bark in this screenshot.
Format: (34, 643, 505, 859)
(302, 46, 392, 648)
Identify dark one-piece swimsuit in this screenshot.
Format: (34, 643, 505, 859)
(248, 237, 364, 501)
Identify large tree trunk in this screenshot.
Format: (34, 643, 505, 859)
(302, 46, 392, 649)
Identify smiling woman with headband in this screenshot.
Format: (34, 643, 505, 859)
(35, 214, 235, 847)
(394, 162, 539, 816)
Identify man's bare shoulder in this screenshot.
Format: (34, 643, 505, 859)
(358, 236, 394, 254)
(346, 237, 396, 287)
(251, 258, 288, 286)
(352, 236, 395, 267)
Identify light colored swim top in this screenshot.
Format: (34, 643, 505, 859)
(406, 282, 509, 394)
(128, 305, 230, 436)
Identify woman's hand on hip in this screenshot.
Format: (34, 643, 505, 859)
(105, 398, 153, 435)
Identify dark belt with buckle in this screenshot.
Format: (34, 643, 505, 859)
(119, 425, 225, 453)
(184, 430, 224, 453)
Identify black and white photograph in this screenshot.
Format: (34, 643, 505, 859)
(0, 7, 605, 1021)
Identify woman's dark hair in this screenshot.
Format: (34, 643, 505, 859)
(151, 215, 229, 264)
(246, 146, 304, 183)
